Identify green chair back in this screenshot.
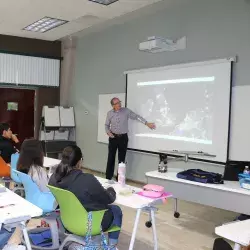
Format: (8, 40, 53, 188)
(48, 185, 106, 236)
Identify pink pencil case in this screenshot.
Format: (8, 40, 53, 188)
(141, 184, 164, 198)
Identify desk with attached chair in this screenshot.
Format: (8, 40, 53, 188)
(0, 184, 43, 250)
(215, 220, 250, 250)
(96, 176, 172, 250)
(13, 170, 59, 250)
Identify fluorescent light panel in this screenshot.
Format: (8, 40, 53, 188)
(89, 0, 119, 6)
(24, 17, 68, 33)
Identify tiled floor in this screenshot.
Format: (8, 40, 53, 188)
(5, 172, 237, 249)
(118, 199, 236, 250)
(87, 170, 237, 250)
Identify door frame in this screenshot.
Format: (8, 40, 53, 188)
(0, 85, 37, 138)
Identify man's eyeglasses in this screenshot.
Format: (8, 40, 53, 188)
(113, 101, 121, 105)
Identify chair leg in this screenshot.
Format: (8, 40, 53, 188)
(129, 208, 142, 250)
(24, 217, 60, 250)
(43, 217, 60, 250)
(59, 235, 86, 250)
(150, 209, 158, 250)
(4, 181, 10, 189)
(13, 187, 25, 197)
(20, 221, 32, 250)
(233, 243, 241, 250)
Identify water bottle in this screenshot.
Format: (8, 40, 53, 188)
(243, 166, 250, 175)
(118, 162, 126, 187)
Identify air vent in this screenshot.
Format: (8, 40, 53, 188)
(73, 15, 101, 25)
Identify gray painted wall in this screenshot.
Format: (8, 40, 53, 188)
(70, 0, 250, 182)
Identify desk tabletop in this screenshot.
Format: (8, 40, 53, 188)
(146, 170, 250, 196)
(43, 157, 60, 168)
(0, 186, 43, 223)
(215, 220, 250, 246)
(96, 176, 171, 209)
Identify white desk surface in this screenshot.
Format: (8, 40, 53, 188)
(146, 170, 250, 196)
(215, 220, 250, 247)
(0, 185, 43, 223)
(43, 157, 60, 168)
(96, 177, 171, 209)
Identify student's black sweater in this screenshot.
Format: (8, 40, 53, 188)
(0, 136, 17, 163)
(49, 169, 116, 230)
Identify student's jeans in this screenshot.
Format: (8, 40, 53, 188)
(108, 205, 123, 245)
(0, 228, 14, 249)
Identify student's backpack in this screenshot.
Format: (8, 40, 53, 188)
(177, 169, 224, 184)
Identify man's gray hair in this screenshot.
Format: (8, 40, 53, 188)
(110, 97, 118, 105)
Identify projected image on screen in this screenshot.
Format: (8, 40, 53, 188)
(126, 61, 232, 162)
(136, 79, 214, 145)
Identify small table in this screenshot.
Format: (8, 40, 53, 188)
(43, 157, 60, 168)
(0, 185, 43, 250)
(215, 220, 250, 250)
(146, 170, 250, 216)
(96, 177, 172, 250)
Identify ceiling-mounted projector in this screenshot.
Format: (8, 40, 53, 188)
(139, 36, 186, 53)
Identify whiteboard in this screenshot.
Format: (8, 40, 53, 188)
(42, 106, 60, 127)
(97, 93, 125, 143)
(96, 87, 250, 162)
(59, 107, 75, 127)
(229, 86, 250, 161)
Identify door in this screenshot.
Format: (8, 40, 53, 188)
(0, 88, 35, 143)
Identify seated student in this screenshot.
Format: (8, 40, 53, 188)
(49, 145, 122, 250)
(0, 123, 19, 164)
(17, 139, 49, 192)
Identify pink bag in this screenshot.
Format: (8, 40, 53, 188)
(141, 184, 164, 198)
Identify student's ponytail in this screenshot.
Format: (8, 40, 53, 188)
(54, 145, 83, 181)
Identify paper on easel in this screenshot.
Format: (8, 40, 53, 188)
(42, 106, 60, 127)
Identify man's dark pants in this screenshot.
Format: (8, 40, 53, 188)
(105, 134, 128, 180)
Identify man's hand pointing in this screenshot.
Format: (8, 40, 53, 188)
(146, 122, 156, 130)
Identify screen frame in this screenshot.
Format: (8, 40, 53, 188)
(125, 59, 234, 165)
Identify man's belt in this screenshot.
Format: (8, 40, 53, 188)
(112, 133, 127, 137)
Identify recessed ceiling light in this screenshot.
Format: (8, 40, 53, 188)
(89, 0, 119, 6)
(23, 17, 68, 33)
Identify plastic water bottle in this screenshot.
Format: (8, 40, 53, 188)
(243, 166, 250, 175)
(118, 162, 126, 187)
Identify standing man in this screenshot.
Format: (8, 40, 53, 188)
(105, 97, 155, 180)
(0, 123, 19, 163)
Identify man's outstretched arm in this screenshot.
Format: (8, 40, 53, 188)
(128, 108, 156, 129)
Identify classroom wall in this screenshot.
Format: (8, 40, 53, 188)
(0, 34, 61, 58)
(0, 34, 61, 139)
(70, 0, 250, 182)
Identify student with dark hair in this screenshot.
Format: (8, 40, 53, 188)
(49, 145, 122, 250)
(0, 123, 19, 163)
(17, 139, 49, 192)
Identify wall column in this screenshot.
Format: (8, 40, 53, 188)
(60, 36, 77, 106)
